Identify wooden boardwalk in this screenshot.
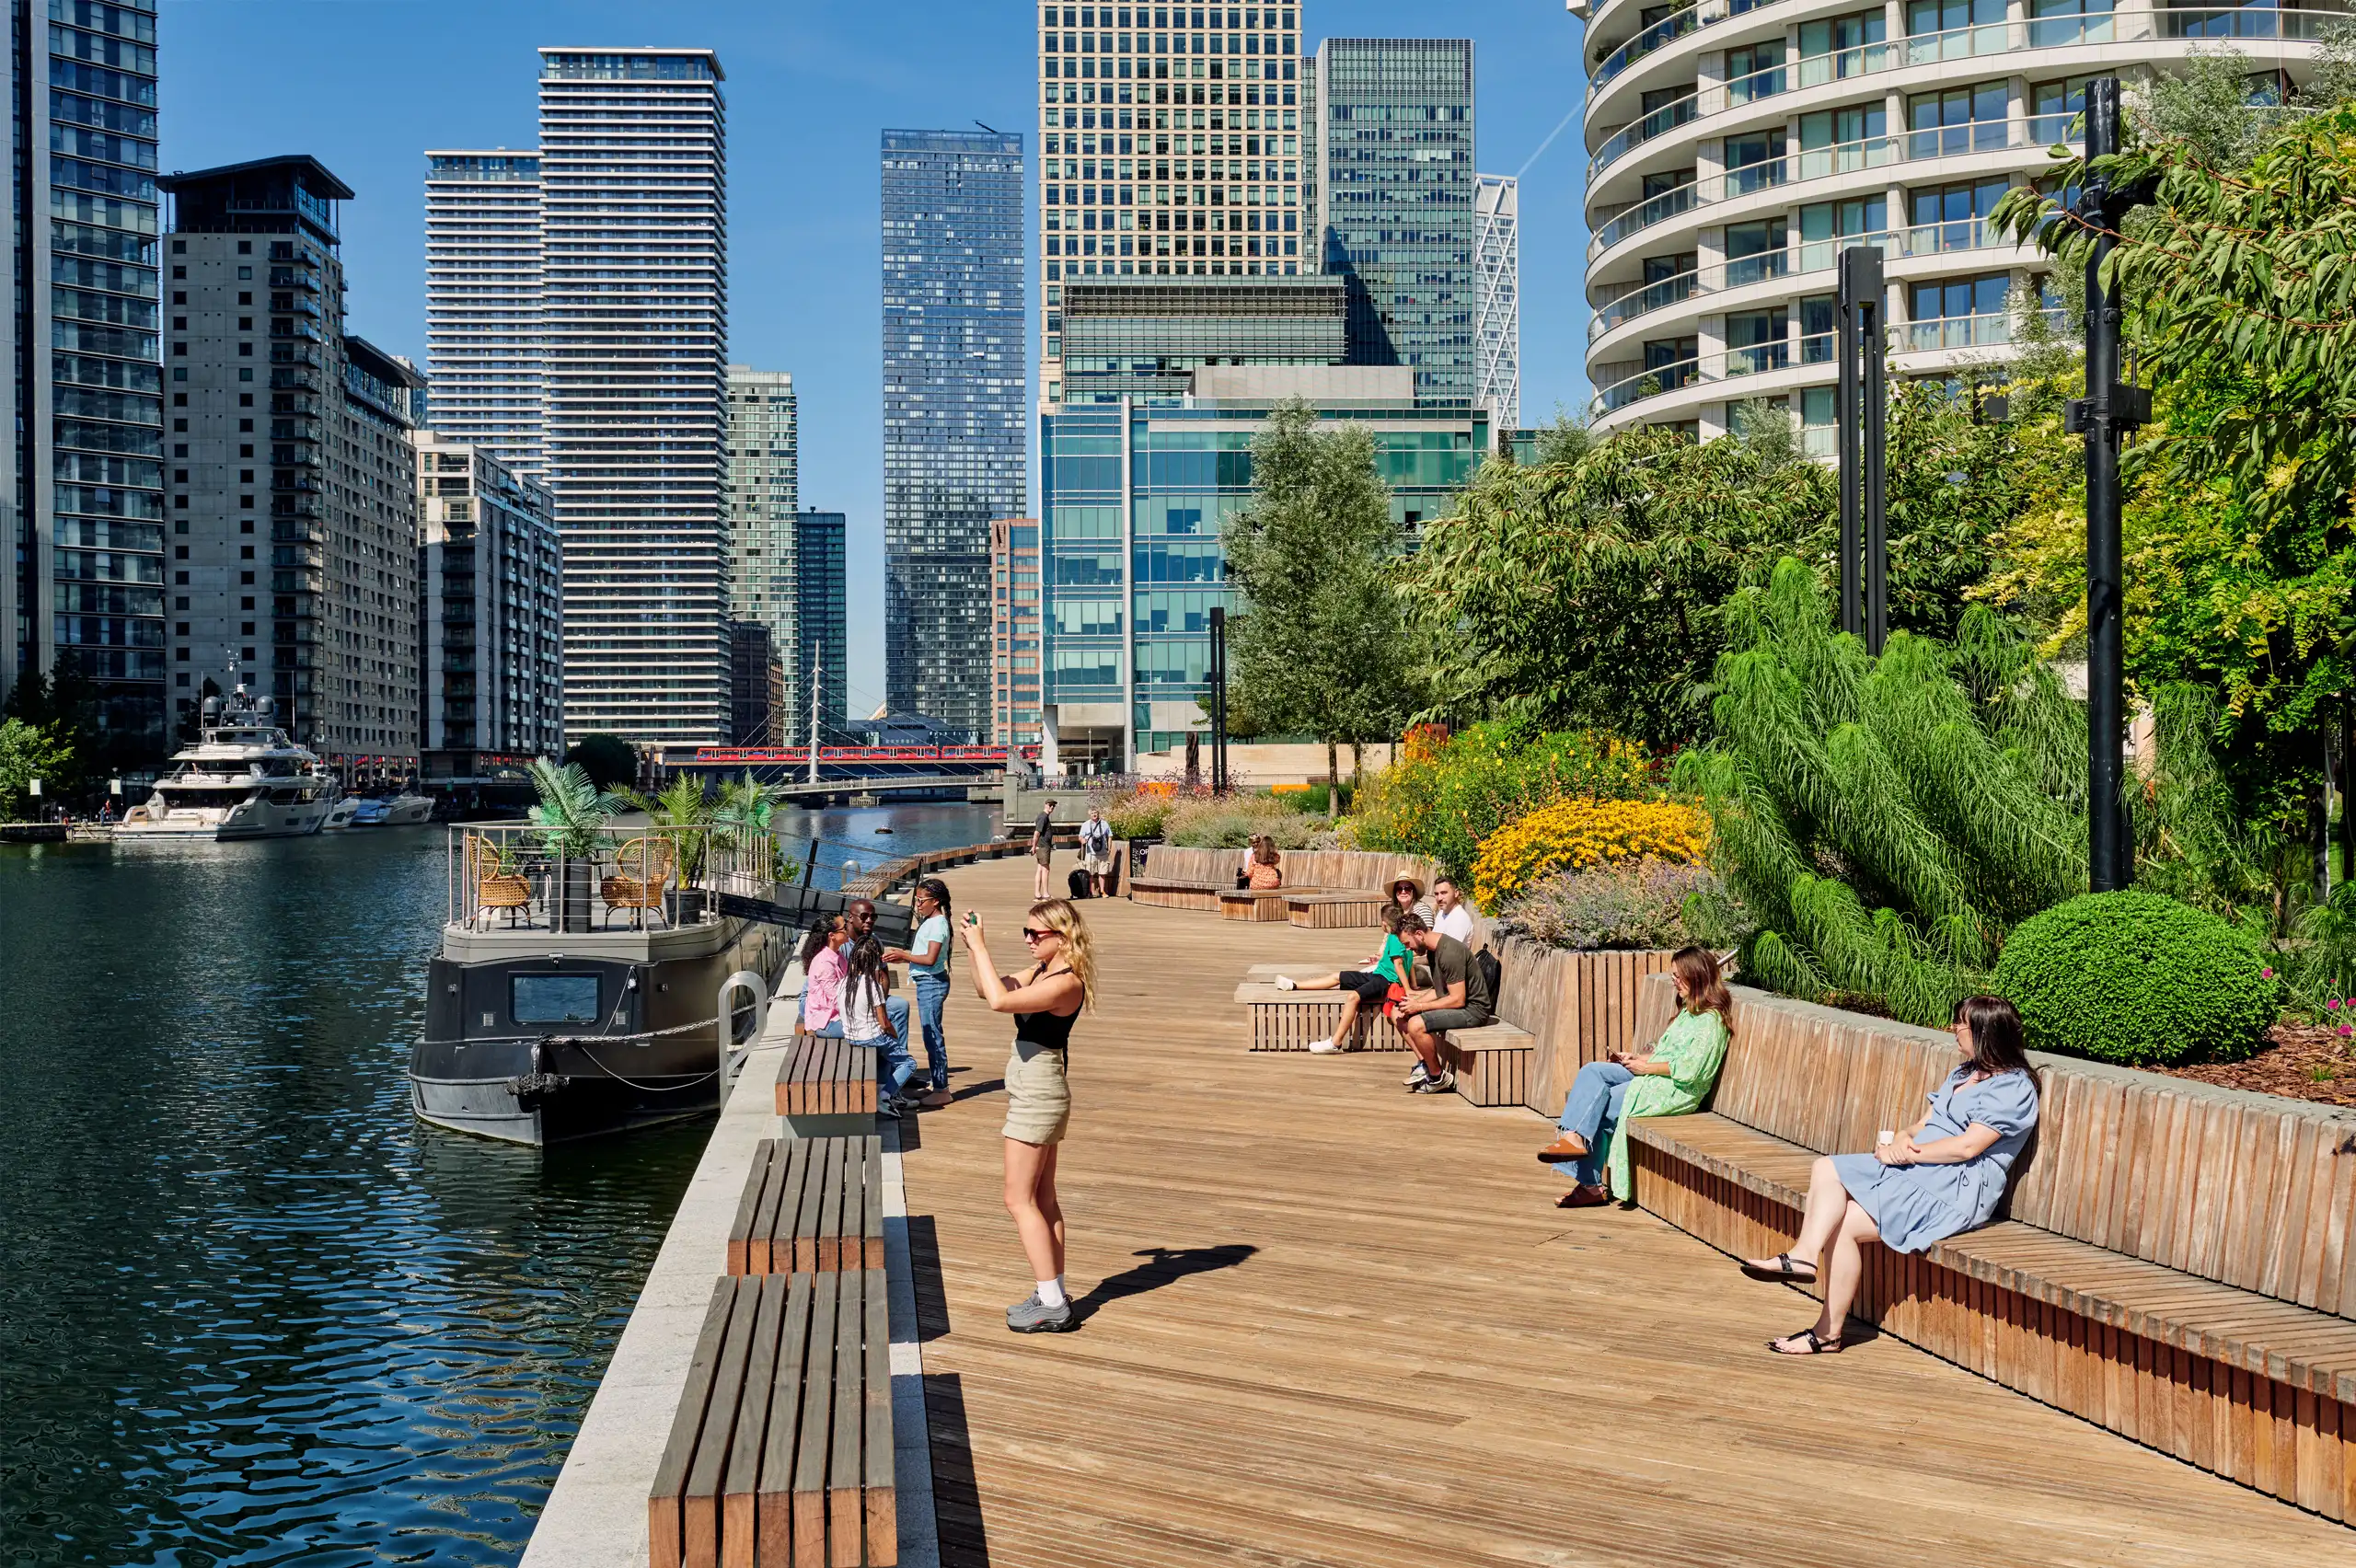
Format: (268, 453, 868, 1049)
(905, 858, 2352, 1566)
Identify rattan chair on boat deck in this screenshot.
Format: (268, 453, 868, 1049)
(600, 835, 676, 928)
(468, 834, 534, 929)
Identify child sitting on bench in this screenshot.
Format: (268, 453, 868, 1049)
(1272, 905, 1415, 1055)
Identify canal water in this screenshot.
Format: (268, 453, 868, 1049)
(0, 802, 999, 1566)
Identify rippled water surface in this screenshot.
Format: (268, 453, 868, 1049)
(0, 803, 997, 1566)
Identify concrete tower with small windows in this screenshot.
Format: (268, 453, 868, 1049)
(159, 156, 423, 777)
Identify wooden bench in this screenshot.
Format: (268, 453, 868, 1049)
(649, 1269, 895, 1567)
(1287, 892, 1392, 928)
(1623, 977, 2356, 1522)
(1234, 968, 1411, 1052)
(1126, 876, 1225, 912)
(728, 1136, 886, 1277)
(1434, 1020, 1537, 1108)
(1218, 886, 1320, 922)
(775, 1033, 877, 1139)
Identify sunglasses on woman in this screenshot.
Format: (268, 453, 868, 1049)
(1022, 926, 1056, 941)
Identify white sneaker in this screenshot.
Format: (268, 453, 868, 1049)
(1274, 974, 1298, 991)
(1308, 1036, 1346, 1055)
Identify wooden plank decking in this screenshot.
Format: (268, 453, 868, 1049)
(905, 858, 2352, 1566)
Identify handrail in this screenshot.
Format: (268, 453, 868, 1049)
(1589, 307, 2044, 420)
(1588, 114, 2077, 261)
(1583, 8, 2343, 184)
(1590, 217, 2013, 341)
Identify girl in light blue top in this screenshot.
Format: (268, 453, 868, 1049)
(1741, 994, 2040, 1356)
(885, 877, 955, 1107)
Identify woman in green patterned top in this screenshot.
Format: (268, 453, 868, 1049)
(1537, 947, 1732, 1207)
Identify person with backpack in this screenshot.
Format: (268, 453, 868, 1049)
(1393, 914, 1496, 1095)
(1079, 808, 1114, 897)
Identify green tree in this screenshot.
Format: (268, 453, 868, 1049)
(1222, 399, 1415, 790)
(564, 733, 641, 791)
(0, 719, 77, 820)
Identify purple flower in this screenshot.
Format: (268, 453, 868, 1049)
(2262, 967, 2275, 979)
(2332, 998, 2342, 1010)
(2340, 1024, 2352, 1039)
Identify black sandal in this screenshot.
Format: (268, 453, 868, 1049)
(1767, 1328, 1843, 1356)
(1741, 1251, 1819, 1283)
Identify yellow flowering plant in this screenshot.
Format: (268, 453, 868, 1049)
(1471, 797, 1712, 911)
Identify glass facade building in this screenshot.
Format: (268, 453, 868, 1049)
(1473, 173, 1520, 428)
(422, 150, 543, 478)
(4, 0, 167, 762)
(725, 366, 799, 726)
(1036, 2, 1307, 406)
(880, 130, 1024, 741)
(793, 508, 847, 744)
(1060, 274, 1345, 400)
(1040, 368, 1485, 768)
(990, 516, 1043, 746)
(1311, 38, 1478, 406)
(537, 48, 730, 747)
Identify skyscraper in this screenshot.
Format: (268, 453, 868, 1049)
(4, 0, 167, 761)
(1473, 173, 1520, 429)
(422, 150, 544, 478)
(538, 48, 729, 747)
(880, 130, 1024, 740)
(1037, 2, 1308, 406)
(414, 431, 563, 767)
(158, 156, 424, 774)
(1311, 39, 1477, 405)
(725, 366, 799, 723)
(990, 516, 1042, 747)
(794, 509, 847, 744)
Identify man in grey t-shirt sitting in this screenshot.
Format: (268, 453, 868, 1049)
(1393, 914, 1495, 1094)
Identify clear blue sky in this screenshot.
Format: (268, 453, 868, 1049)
(158, 0, 1590, 716)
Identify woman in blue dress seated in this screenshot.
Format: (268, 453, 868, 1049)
(1738, 994, 2040, 1356)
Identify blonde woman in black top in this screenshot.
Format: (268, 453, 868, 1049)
(961, 897, 1095, 1332)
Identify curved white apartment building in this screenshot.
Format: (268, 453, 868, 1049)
(1574, 0, 2335, 440)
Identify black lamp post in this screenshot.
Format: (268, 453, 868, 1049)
(1207, 605, 1230, 794)
(2064, 76, 2154, 893)
(1836, 244, 1888, 653)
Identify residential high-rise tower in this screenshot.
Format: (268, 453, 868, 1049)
(537, 47, 729, 747)
(880, 129, 1024, 739)
(1473, 173, 1520, 429)
(1037, 2, 1307, 406)
(414, 431, 562, 768)
(794, 508, 847, 744)
(724, 366, 799, 727)
(1311, 38, 1477, 406)
(422, 150, 544, 478)
(3, 0, 167, 761)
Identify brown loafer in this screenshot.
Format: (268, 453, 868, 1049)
(1555, 1185, 1613, 1209)
(1537, 1133, 1590, 1163)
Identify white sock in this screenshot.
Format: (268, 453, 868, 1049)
(1275, 974, 1297, 990)
(1037, 1278, 1067, 1309)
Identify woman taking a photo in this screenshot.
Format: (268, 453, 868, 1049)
(884, 878, 955, 1108)
(1741, 994, 2040, 1355)
(961, 897, 1095, 1333)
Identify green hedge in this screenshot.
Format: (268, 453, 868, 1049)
(1993, 891, 2279, 1066)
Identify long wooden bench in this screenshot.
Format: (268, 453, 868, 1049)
(1218, 886, 1321, 922)
(1234, 967, 1411, 1052)
(1435, 1020, 1537, 1108)
(649, 1269, 895, 1567)
(1130, 847, 1445, 915)
(1127, 876, 1225, 912)
(1623, 978, 2356, 1522)
(728, 1136, 886, 1277)
(1287, 891, 1392, 928)
(776, 1033, 878, 1118)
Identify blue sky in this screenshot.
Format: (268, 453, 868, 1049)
(158, 0, 1589, 714)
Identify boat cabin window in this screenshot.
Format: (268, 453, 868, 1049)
(511, 974, 602, 1025)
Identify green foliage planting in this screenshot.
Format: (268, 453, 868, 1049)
(1995, 891, 2279, 1065)
(1496, 859, 1741, 953)
(527, 759, 621, 859)
(1162, 792, 1332, 849)
(564, 733, 640, 792)
(1090, 784, 1180, 842)
(0, 718, 76, 819)
(1346, 719, 1656, 880)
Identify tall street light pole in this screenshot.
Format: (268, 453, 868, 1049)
(1836, 245, 1888, 653)
(2066, 76, 2153, 893)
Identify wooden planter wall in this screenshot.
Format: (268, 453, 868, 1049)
(1486, 937, 1682, 1117)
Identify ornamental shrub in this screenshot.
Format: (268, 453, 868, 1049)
(1347, 720, 1657, 877)
(1471, 797, 1712, 911)
(1164, 792, 1331, 849)
(1092, 782, 1183, 841)
(1993, 890, 2280, 1066)
(1495, 858, 1737, 952)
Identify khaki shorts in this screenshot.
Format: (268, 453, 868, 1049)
(1002, 1042, 1071, 1145)
(1084, 851, 1112, 874)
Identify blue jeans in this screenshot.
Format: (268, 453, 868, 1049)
(913, 971, 950, 1092)
(803, 1001, 918, 1098)
(1552, 1060, 1634, 1189)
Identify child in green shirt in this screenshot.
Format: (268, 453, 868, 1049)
(1274, 905, 1415, 1055)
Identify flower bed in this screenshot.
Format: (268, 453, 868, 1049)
(1471, 798, 1711, 911)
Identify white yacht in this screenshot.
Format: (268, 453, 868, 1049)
(322, 796, 363, 831)
(118, 685, 335, 840)
(350, 792, 434, 828)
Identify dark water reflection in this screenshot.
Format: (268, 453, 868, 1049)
(0, 803, 996, 1566)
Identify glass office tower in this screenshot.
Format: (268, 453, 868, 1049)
(879, 130, 1024, 741)
(1059, 273, 1345, 400)
(1474, 173, 1520, 429)
(1311, 39, 1478, 406)
(792, 508, 847, 744)
(5, 0, 167, 762)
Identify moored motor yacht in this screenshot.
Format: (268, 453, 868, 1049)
(117, 685, 334, 840)
(322, 797, 362, 831)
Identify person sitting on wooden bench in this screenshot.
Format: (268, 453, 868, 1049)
(1394, 914, 1493, 1095)
(1738, 993, 2041, 1357)
(1537, 947, 1732, 1208)
(1246, 837, 1285, 889)
(1270, 904, 1414, 1055)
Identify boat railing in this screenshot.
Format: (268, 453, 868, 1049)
(447, 823, 789, 934)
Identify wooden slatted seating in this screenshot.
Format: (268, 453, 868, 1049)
(727, 1136, 887, 1277)
(648, 1269, 895, 1568)
(1126, 876, 1227, 911)
(1234, 967, 1413, 1052)
(1621, 977, 2356, 1521)
(1286, 891, 1392, 928)
(1435, 1020, 1537, 1108)
(1218, 886, 1319, 922)
(1129, 847, 1446, 913)
(775, 1032, 878, 1118)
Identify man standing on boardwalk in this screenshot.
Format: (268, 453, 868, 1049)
(1031, 798, 1057, 899)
